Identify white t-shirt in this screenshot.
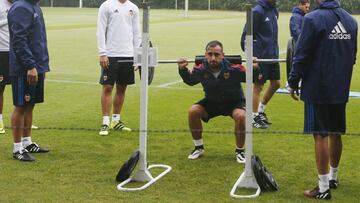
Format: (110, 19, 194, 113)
(96, 0, 141, 57)
(0, 0, 11, 52)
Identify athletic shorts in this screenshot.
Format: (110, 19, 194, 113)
(304, 102, 346, 135)
(253, 63, 280, 85)
(196, 98, 246, 122)
(11, 74, 45, 106)
(0, 52, 11, 85)
(99, 57, 135, 85)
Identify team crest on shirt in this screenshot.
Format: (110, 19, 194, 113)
(103, 75, 108, 81)
(33, 13, 38, 20)
(24, 94, 31, 102)
(129, 10, 134, 16)
(223, 72, 230, 79)
(114, 9, 119, 13)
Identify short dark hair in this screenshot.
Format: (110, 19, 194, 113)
(205, 40, 223, 51)
(299, 0, 310, 5)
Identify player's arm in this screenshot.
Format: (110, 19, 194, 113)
(290, 15, 302, 42)
(96, 3, 109, 69)
(240, 9, 262, 51)
(8, 6, 37, 74)
(178, 58, 201, 86)
(289, 17, 317, 100)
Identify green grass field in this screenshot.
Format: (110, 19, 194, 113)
(0, 8, 360, 202)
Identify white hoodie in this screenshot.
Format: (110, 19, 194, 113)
(0, 0, 11, 51)
(96, 0, 141, 57)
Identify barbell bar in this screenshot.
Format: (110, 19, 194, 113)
(117, 58, 286, 64)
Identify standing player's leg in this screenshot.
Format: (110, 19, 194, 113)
(303, 134, 331, 199)
(110, 58, 134, 131)
(232, 108, 246, 163)
(113, 85, 126, 115)
(11, 74, 48, 161)
(99, 84, 113, 135)
(11, 105, 34, 161)
(111, 84, 131, 131)
(329, 134, 342, 189)
(22, 74, 48, 154)
(187, 104, 208, 160)
(252, 83, 268, 129)
(99, 57, 115, 136)
(261, 79, 280, 106)
(303, 103, 335, 199)
(258, 63, 281, 125)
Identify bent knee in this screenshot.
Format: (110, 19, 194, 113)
(232, 109, 246, 122)
(188, 105, 205, 117)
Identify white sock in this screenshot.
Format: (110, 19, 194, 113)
(193, 139, 203, 147)
(13, 142, 23, 153)
(0, 114, 3, 121)
(112, 114, 120, 122)
(258, 102, 266, 113)
(22, 136, 32, 147)
(318, 174, 329, 193)
(330, 166, 338, 181)
(102, 116, 110, 126)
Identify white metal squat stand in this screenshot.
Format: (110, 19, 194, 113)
(117, 2, 172, 192)
(230, 5, 261, 198)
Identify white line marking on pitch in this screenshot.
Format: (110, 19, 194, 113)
(46, 79, 201, 91)
(156, 80, 183, 87)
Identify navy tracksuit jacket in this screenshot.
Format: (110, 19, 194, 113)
(179, 60, 246, 103)
(289, 0, 358, 104)
(8, 0, 49, 76)
(290, 7, 306, 42)
(241, 0, 279, 60)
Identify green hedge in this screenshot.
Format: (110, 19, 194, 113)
(40, 0, 360, 14)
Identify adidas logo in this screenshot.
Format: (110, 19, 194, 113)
(265, 17, 270, 22)
(329, 21, 351, 40)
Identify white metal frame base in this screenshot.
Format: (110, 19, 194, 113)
(230, 172, 261, 198)
(117, 4, 172, 192)
(117, 164, 172, 191)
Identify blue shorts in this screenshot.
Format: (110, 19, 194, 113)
(254, 63, 280, 84)
(304, 102, 346, 135)
(12, 74, 45, 106)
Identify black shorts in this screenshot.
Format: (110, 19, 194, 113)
(0, 52, 11, 86)
(12, 74, 45, 106)
(253, 63, 280, 84)
(196, 98, 246, 122)
(304, 102, 346, 135)
(99, 57, 135, 86)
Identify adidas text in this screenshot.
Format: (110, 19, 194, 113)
(329, 33, 351, 40)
